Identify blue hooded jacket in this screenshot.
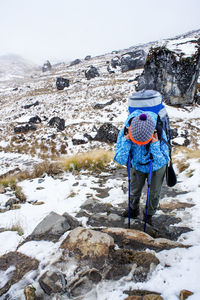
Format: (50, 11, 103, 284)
(114, 110, 169, 173)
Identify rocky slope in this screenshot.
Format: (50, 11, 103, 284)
(0, 29, 200, 300)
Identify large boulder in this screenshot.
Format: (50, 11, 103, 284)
(85, 65, 100, 80)
(70, 59, 81, 66)
(137, 45, 200, 105)
(60, 227, 114, 260)
(121, 50, 146, 72)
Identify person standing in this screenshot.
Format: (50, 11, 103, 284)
(114, 110, 169, 225)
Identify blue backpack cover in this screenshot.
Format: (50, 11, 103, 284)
(128, 89, 171, 145)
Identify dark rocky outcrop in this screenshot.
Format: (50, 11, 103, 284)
(0, 252, 39, 297)
(48, 116, 65, 131)
(42, 60, 52, 72)
(137, 46, 200, 105)
(121, 50, 146, 72)
(72, 138, 88, 145)
(85, 65, 100, 80)
(93, 122, 119, 143)
(56, 77, 70, 90)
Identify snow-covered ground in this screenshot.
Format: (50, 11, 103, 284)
(0, 29, 200, 299)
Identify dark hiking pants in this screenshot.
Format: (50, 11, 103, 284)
(130, 165, 166, 216)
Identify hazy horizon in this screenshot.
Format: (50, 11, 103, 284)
(0, 0, 199, 65)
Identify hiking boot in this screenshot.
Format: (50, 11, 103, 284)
(122, 207, 139, 219)
(143, 214, 153, 226)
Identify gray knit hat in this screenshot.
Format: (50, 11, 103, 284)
(129, 113, 155, 145)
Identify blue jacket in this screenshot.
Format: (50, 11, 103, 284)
(114, 110, 169, 173)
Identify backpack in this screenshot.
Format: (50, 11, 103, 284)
(128, 89, 171, 149)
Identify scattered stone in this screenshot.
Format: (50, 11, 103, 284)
(124, 289, 162, 299)
(93, 122, 119, 143)
(85, 65, 100, 80)
(62, 212, 81, 229)
(24, 285, 36, 300)
(85, 55, 91, 60)
(39, 270, 67, 295)
(106, 249, 159, 282)
(159, 201, 195, 212)
(27, 211, 71, 242)
(72, 138, 88, 145)
(28, 115, 41, 124)
(0, 251, 39, 297)
(0, 184, 6, 193)
(48, 116, 65, 131)
(93, 99, 115, 109)
(70, 59, 81, 66)
(42, 60, 52, 72)
(56, 77, 70, 90)
(69, 276, 93, 298)
(24, 101, 39, 109)
(14, 123, 37, 133)
(179, 289, 194, 300)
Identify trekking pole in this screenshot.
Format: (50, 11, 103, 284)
(128, 154, 131, 229)
(144, 154, 153, 232)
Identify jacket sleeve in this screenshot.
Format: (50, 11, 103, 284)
(149, 131, 169, 166)
(114, 127, 132, 165)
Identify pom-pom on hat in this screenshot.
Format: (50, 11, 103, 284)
(129, 113, 155, 145)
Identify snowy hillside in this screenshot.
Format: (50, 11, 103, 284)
(0, 29, 200, 300)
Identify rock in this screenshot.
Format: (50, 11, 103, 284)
(60, 227, 114, 260)
(137, 46, 200, 105)
(85, 55, 91, 60)
(56, 77, 70, 90)
(39, 270, 67, 295)
(121, 50, 146, 72)
(179, 289, 194, 300)
(48, 116, 65, 131)
(87, 213, 124, 228)
(101, 227, 189, 251)
(28, 211, 70, 242)
(42, 60, 52, 72)
(93, 122, 119, 143)
(111, 56, 121, 68)
(14, 123, 37, 133)
(85, 65, 100, 80)
(0, 251, 39, 297)
(93, 99, 115, 109)
(24, 286, 36, 300)
(23, 101, 39, 109)
(72, 138, 88, 145)
(106, 249, 159, 282)
(69, 277, 94, 298)
(62, 212, 81, 229)
(28, 115, 41, 124)
(0, 184, 6, 193)
(70, 59, 81, 66)
(124, 290, 162, 299)
(159, 201, 195, 212)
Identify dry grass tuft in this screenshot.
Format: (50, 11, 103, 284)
(61, 149, 114, 172)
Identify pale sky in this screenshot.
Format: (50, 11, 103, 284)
(0, 0, 199, 64)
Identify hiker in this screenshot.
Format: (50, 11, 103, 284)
(114, 110, 169, 225)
